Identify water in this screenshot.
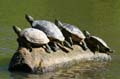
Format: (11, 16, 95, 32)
(0, 0, 120, 79)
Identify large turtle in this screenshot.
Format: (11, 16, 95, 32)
(55, 19, 87, 50)
(83, 30, 114, 54)
(13, 26, 52, 53)
(25, 14, 72, 52)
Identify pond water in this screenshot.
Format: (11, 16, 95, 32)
(0, 0, 120, 79)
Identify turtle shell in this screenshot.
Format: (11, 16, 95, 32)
(85, 36, 110, 52)
(20, 28, 49, 45)
(32, 20, 65, 42)
(91, 36, 109, 48)
(62, 23, 85, 39)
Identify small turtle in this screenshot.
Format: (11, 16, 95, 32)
(25, 14, 72, 52)
(83, 30, 114, 54)
(13, 25, 52, 53)
(55, 19, 87, 50)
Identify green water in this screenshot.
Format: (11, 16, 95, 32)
(0, 0, 120, 79)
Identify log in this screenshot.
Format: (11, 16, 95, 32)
(8, 45, 111, 73)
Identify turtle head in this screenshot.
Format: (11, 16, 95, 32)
(55, 19, 64, 29)
(83, 30, 91, 38)
(25, 14, 34, 25)
(13, 25, 22, 37)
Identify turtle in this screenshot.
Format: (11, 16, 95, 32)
(55, 19, 88, 50)
(83, 30, 114, 54)
(12, 25, 52, 53)
(25, 14, 72, 52)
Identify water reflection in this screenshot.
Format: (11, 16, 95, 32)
(10, 62, 109, 79)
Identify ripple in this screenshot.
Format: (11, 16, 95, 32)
(0, 47, 15, 55)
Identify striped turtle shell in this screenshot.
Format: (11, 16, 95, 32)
(21, 28, 49, 45)
(90, 36, 110, 49)
(32, 20, 65, 42)
(62, 23, 85, 39)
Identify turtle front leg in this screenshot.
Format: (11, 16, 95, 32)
(79, 41, 88, 51)
(44, 44, 52, 53)
(67, 37, 73, 46)
(26, 42, 33, 52)
(53, 42, 60, 52)
(17, 38, 32, 52)
(64, 40, 73, 50)
(28, 45, 32, 52)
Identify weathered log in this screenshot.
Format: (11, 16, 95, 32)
(8, 45, 111, 73)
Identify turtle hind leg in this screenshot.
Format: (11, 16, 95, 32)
(53, 42, 60, 52)
(64, 41, 73, 50)
(57, 43, 69, 53)
(44, 44, 52, 53)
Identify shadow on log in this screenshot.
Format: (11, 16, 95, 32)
(8, 45, 111, 73)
